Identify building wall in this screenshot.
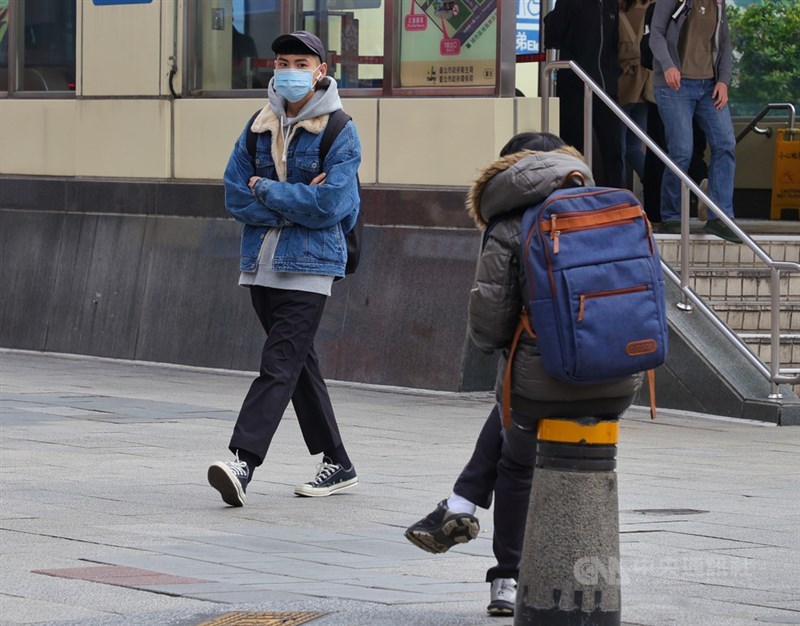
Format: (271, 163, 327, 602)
(0, 0, 785, 191)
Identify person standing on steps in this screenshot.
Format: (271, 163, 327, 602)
(208, 31, 361, 507)
(650, 0, 742, 243)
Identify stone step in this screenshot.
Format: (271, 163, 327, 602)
(656, 233, 799, 394)
(657, 234, 799, 268)
(739, 334, 800, 394)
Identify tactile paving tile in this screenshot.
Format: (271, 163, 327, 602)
(33, 565, 207, 587)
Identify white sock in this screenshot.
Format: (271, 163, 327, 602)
(446, 492, 477, 516)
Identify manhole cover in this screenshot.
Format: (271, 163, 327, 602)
(631, 509, 709, 516)
(198, 612, 327, 626)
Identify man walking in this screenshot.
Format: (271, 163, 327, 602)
(208, 31, 361, 507)
(650, 0, 741, 242)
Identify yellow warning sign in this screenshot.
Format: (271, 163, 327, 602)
(198, 611, 327, 626)
(771, 128, 800, 219)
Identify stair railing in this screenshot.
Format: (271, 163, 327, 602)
(735, 103, 796, 144)
(540, 59, 800, 396)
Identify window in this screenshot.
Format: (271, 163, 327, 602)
(299, 0, 384, 90)
(191, 0, 384, 93)
(2, 0, 76, 92)
(0, 0, 8, 91)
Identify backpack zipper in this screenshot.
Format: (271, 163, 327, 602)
(545, 203, 641, 254)
(578, 285, 648, 321)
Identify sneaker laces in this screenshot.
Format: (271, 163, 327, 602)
(226, 454, 249, 479)
(309, 460, 339, 485)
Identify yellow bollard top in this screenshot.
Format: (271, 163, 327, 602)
(537, 418, 619, 445)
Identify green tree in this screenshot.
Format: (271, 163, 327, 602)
(727, 0, 800, 115)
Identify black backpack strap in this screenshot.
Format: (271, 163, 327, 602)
(246, 108, 351, 168)
(319, 109, 351, 169)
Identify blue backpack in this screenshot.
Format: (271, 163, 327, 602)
(502, 183, 668, 423)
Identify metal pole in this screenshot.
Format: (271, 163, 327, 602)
(677, 184, 693, 311)
(584, 81, 593, 172)
(769, 268, 784, 399)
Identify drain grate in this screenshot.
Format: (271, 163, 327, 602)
(197, 612, 328, 626)
(631, 508, 709, 516)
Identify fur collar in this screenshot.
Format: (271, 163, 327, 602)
(249, 106, 329, 181)
(466, 146, 589, 230)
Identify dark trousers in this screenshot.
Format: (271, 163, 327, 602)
(229, 286, 342, 465)
(453, 405, 537, 582)
(557, 77, 624, 188)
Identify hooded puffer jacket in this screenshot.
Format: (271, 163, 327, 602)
(466, 148, 642, 422)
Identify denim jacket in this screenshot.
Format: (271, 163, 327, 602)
(223, 109, 361, 276)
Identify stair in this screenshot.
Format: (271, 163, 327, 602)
(657, 230, 800, 395)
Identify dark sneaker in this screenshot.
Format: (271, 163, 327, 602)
(697, 178, 709, 221)
(208, 457, 249, 507)
(294, 458, 358, 497)
(703, 219, 743, 243)
(658, 220, 681, 234)
(487, 578, 516, 616)
(404, 499, 480, 554)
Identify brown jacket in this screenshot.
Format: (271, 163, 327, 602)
(618, 0, 655, 106)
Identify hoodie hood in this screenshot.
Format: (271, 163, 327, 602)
(266, 74, 342, 125)
(466, 147, 594, 229)
(248, 76, 343, 180)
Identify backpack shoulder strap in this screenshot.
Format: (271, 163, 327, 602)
(502, 311, 536, 429)
(319, 109, 352, 167)
(245, 109, 261, 159)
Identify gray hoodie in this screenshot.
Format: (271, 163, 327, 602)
(649, 0, 733, 88)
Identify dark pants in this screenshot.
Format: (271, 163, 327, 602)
(453, 405, 537, 582)
(229, 286, 342, 465)
(557, 76, 624, 188)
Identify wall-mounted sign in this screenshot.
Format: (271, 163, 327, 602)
(516, 0, 543, 60)
(92, 0, 153, 5)
(400, 0, 497, 88)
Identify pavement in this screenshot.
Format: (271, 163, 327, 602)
(1, 349, 799, 626)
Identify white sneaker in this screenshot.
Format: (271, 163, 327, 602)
(487, 577, 516, 616)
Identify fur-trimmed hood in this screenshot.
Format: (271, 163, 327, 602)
(466, 147, 594, 229)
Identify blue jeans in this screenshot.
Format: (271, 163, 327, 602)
(622, 103, 648, 182)
(655, 79, 736, 222)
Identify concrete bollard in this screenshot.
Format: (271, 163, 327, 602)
(515, 417, 621, 626)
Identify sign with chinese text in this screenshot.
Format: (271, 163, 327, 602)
(400, 0, 497, 87)
(516, 0, 542, 57)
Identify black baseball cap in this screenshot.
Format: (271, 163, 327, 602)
(271, 31, 326, 62)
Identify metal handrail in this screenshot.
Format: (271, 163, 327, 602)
(540, 59, 800, 395)
(735, 103, 796, 144)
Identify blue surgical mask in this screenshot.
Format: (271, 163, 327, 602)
(273, 67, 320, 103)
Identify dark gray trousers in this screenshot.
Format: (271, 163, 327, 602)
(453, 404, 537, 582)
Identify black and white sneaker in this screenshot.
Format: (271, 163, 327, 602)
(404, 499, 480, 554)
(294, 457, 358, 497)
(487, 577, 516, 616)
(208, 456, 249, 507)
